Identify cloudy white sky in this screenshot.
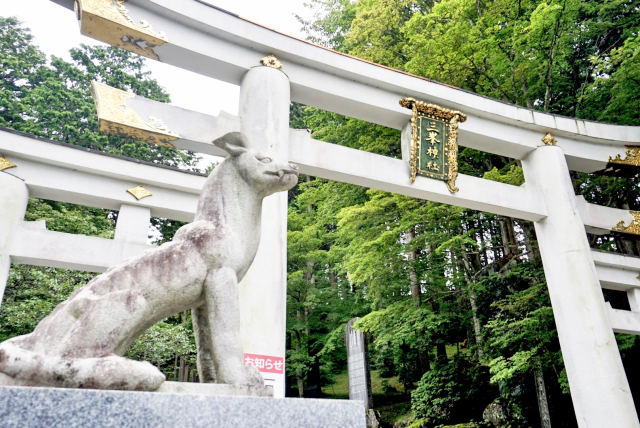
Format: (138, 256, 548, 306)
(1, 0, 312, 116)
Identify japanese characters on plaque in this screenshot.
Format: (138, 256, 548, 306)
(399, 97, 467, 193)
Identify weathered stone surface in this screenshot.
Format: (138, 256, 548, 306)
(0, 132, 299, 391)
(0, 386, 366, 428)
(155, 381, 273, 397)
(346, 318, 373, 411)
(366, 409, 380, 427)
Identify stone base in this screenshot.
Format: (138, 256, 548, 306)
(156, 381, 273, 397)
(0, 385, 366, 427)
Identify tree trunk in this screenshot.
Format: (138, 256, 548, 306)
(431, 300, 448, 362)
(406, 228, 421, 306)
(522, 222, 539, 260)
(295, 312, 305, 397)
(419, 345, 431, 374)
(499, 219, 511, 257)
(174, 354, 179, 381)
(469, 288, 484, 358)
(521, 75, 533, 108)
(296, 369, 305, 397)
(460, 250, 484, 356)
(179, 356, 185, 382)
(535, 369, 552, 428)
(506, 218, 518, 255)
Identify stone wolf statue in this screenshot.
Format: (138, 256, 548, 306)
(0, 132, 299, 391)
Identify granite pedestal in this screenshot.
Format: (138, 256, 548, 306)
(0, 386, 366, 427)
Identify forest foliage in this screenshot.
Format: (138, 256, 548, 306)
(1, 0, 640, 425)
(293, 0, 640, 426)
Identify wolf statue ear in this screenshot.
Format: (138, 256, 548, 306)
(213, 132, 249, 157)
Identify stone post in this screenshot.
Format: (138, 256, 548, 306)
(346, 318, 373, 410)
(237, 64, 290, 398)
(522, 144, 639, 427)
(0, 172, 29, 305)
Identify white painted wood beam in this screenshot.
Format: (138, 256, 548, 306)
(592, 250, 640, 271)
(0, 129, 203, 222)
(11, 223, 154, 273)
(53, 0, 640, 169)
(577, 196, 636, 235)
(606, 303, 640, 335)
(0, 129, 205, 194)
(289, 130, 548, 222)
(15, 157, 199, 222)
(592, 250, 640, 292)
(596, 265, 640, 292)
(2, 127, 548, 222)
(4, 128, 638, 233)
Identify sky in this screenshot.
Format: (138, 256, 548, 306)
(1, 0, 312, 116)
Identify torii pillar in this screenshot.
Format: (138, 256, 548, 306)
(0, 171, 29, 305)
(237, 63, 290, 398)
(522, 140, 640, 427)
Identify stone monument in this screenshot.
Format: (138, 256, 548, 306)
(0, 132, 299, 391)
(346, 318, 373, 410)
(346, 318, 378, 426)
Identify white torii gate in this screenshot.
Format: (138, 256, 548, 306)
(1, 0, 640, 424)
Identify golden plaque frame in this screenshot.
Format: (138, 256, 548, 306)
(400, 98, 467, 193)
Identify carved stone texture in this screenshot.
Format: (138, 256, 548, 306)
(0, 132, 299, 391)
(77, 0, 168, 60)
(91, 81, 179, 147)
(346, 318, 373, 411)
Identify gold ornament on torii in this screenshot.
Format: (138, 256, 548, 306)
(260, 55, 283, 69)
(609, 147, 640, 167)
(75, 0, 168, 60)
(127, 185, 153, 201)
(613, 212, 640, 236)
(91, 81, 179, 147)
(0, 156, 17, 171)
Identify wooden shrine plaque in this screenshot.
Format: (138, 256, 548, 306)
(400, 98, 467, 193)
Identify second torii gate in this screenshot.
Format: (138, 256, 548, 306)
(3, 0, 640, 424)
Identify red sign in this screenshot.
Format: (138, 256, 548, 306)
(243, 353, 284, 374)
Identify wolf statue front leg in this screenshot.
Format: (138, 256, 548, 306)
(202, 267, 262, 386)
(192, 303, 217, 383)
